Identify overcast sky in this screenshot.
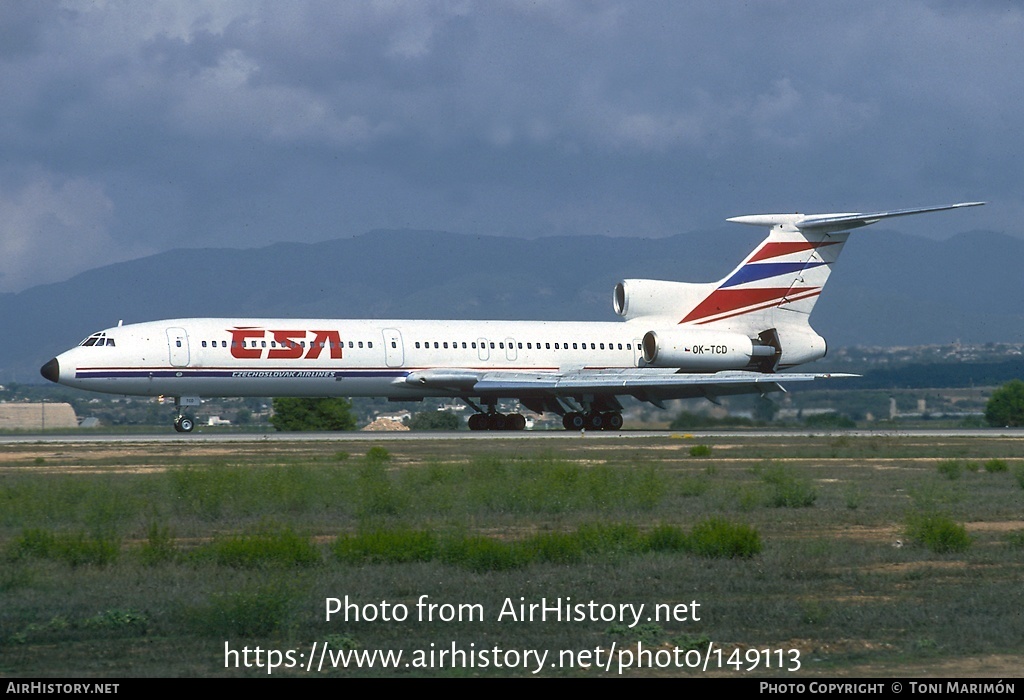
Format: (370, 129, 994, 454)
(0, 1, 1017, 292)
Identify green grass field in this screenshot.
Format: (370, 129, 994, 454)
(1, 434, 1022, 677)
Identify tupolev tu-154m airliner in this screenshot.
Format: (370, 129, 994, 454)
(40, 202, 983, 432)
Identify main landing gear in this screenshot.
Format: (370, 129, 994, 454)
(467, 412, 527, 431)
(466, 410, 623, 431)
(562, 411, 623, 431)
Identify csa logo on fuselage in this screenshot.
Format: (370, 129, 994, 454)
(229, 328, 343, 360)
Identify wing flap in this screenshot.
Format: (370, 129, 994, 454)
(471, 368, 854, 394)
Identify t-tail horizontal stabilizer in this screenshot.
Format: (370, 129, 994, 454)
(727, 202, 985, 233)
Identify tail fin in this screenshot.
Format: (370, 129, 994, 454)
(614, 202, 983, 368)
(683, 202, 985, 333)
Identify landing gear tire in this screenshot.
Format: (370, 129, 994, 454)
(470, 412, 527, 430)
(586, 412, 604, 430)
(605, 412, 624, 431)
(563, 412, 586, 430)
(174, 415, 195, 433)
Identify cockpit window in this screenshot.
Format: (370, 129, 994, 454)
(79, 332, 113, 347)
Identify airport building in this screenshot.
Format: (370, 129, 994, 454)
(0, 403, 78, 430)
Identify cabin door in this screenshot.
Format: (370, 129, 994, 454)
(382, 328, 405, 368)
(166, 327, 191, 367)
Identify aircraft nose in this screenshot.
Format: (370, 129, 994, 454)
(40, 358, 60, 384)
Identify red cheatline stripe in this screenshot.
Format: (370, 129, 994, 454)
(680, 287, 818, 324)
(747, 240, 840, 263)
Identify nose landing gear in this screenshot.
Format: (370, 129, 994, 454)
(171, 396, 201, 433)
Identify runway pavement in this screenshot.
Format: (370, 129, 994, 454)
(2, 428, 1023, 444)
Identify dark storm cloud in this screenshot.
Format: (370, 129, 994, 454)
(0, 1, 1017, 291)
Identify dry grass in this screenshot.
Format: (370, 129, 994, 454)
(1, 434, 1023, 677)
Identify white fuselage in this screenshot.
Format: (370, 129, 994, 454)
(50, 318, 654, 400)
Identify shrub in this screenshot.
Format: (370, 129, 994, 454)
(759, 465, 817, 508)
(983, 458, 1008, 473)
(905, 513, 971, 553)
(333, 529, 438, 564)
(936, 460, 962, 480)
(192, 586, 293, 637)
(605, 622, 665, 645)
(804, 413, 857, 429)
(440, 535, 527, 572)
(324, 634, 361, 651)
(331, 523, 701, 570)
(688, 444, 712, 457)
(844, 486, 862, 510)
(645, 524, 689, 552)
(678, 476, 711, 497)
(688, 518, 762, 558)
(984, 379, 1024, 427)
(520, 531, 584, 564)
(168, 463, 235, 519)
(356, 462, 407, 517)
(671, 632, 712, 651)
(7, 528, 120, 567)
(139, 521, 177, 566)
(575, 523, 646, 555)
(200, 527, 320, 568)
(271, 397, 357, 431)
(453, 458, 665, 514)
(406, 411, 462, 431)
(82, 609, 148, 632)
(6, 528, 56, 561)
(365, 446, 391, 462)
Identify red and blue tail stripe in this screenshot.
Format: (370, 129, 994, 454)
(680, 235, 841, 325)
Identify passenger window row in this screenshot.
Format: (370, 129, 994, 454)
(413, 340, 631, 351)
(200, 340, 373, 349)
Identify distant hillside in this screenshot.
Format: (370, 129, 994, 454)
(847, 359, 1024, 390)
(6, 227, 1023, 382)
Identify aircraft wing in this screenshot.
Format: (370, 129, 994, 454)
(405, 368, 854, 401)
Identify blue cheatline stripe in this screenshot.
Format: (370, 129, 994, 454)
(75, 369, 410, 379)
(721, 261, 826, 288)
